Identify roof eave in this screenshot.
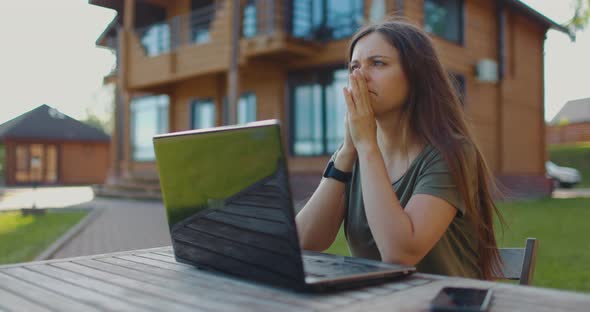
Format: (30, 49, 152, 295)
(506, 0, 571, 35)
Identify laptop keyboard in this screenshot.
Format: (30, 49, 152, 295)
(302, 256, 380, 278)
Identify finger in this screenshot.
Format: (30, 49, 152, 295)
(342, 86, 356, 114)
(356, 71, 372, 114)
(349, 71, 362, 112)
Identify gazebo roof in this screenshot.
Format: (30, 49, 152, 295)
(0, 104, 110, 142)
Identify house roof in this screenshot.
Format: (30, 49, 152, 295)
(0, 104, 110, 142)
(550, 98, 590, 125)
(506, 0, 571, 35)
(90, 0, 571, 47)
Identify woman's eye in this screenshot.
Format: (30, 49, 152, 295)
(349, 65, 358, 72)
(374, 61, 384, 66)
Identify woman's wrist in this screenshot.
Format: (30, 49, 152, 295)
(356, 142, 380, 161)
(334, 147, 357, 172)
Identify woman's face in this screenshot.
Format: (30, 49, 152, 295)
(349, 32, 409, 115)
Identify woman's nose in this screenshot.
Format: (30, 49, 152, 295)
(358, 68, 370, 81)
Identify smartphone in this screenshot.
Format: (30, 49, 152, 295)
(430, 287, 493, 312)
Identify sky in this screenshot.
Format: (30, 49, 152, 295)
(0, 0, 588, 126)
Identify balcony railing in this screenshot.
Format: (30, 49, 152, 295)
(133, 0, 364, 58)
(242, 0, 364, 41)
(135, 2, 222, 57)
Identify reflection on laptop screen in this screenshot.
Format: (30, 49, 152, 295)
(154, 122, 306, 288)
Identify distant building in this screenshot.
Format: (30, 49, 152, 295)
(0, 105, 111, 185)
(547, 97, 590, 145)
(91, 0, 569, 198)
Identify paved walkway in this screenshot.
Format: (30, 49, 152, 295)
(51, 197, 171, 259)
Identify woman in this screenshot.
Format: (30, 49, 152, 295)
(295, 18, 504, 280)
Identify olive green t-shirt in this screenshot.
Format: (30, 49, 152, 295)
(332, 143, 482, 279)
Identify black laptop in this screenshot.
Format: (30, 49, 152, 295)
(153, 119, 415, 292)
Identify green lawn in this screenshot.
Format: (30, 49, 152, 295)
(549, 143, 590, 187)
(325, 198, 590, 293)
(0, 210, 87, 265)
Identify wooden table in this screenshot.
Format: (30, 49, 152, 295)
(1, 246, 589, 311)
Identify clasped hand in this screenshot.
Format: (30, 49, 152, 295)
(342, 69, 378, 155)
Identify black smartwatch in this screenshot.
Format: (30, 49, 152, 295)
(323, 161, 352, 183)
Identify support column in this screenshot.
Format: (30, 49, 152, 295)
(227, 0, 241, 125)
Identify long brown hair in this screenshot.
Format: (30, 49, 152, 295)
(347, 17, 504, 280)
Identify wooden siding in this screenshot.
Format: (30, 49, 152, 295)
(547, 122, 590, 145)
(3, 140, 108, 186)
(60, 142, 110, 184)
(500, 11, 545, 174)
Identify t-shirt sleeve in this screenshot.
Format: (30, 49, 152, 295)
(413, 145, 475, 216)
(329, 144, 344, 163)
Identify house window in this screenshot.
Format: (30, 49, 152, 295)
(191, 0, 214, 43)
(424, 0, 463, 44)
(140, 23, 171, 56)
(131, 95, 169, 161)
(191, 99, 216, 129)
(242, 0, 257, 38)
(223, 93, 257, 125)
(291, 0, 364, 40)
(289, 67, 348, 156)
(238, 93, 257, 124)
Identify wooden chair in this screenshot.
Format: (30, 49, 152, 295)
(497, 238, 539, 285)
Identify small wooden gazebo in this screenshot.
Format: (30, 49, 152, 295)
(0, 104, 110, 186)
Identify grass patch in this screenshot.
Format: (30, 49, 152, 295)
(496, 198, 590, 292)
(326, 198, 590, 293)
(549, 142, 590, 187)
(0, 210, 87, 265)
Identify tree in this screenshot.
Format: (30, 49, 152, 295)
(568, 0, 590, 33)
(83, 112, 112, 135)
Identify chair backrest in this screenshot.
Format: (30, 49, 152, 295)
(497, 238, 539, 285)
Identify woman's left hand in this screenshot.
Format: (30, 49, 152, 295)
(343, 69, 378, 153)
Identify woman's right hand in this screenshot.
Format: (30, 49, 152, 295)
(342, 112, 356, 155)
(335, 112, 358, 171)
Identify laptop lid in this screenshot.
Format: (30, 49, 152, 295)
(153, 120, 308, 290)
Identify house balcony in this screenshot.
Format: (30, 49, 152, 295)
(239, 0, 364, 63)
(127, 1, 231, 90)
(239, 0, 320, 62)
(101, 0, 363, 90)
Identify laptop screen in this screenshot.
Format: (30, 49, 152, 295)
(153, 121, 306, 288)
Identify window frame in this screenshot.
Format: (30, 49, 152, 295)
(130, 95, 169, 162)
(423, 0, 465, 45)
(237, 92, 257, 124)
(289, 0, 365, 41)
(190, 98, 216, 129)
(288, 64, 348, 157)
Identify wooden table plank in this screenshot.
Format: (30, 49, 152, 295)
(96, 254, 323, 311)
(0, 285, 52, 312)
(1, 267, 143, 311)
(77, 257, 308, 312)
(28, 263, 193, 312)
(0, 271, 100, 312)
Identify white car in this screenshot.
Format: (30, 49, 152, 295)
(546, 161, 581, 188)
